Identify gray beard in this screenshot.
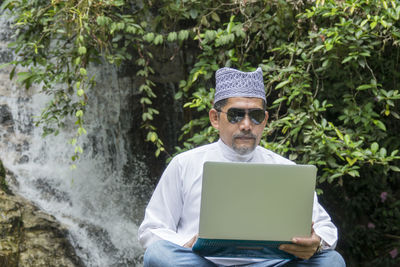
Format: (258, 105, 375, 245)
(232, 133, 257, 155)
(232, 141, 257, 155)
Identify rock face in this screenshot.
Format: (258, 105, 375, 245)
(0, 161, 84, 267)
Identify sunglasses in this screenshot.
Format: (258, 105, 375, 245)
(217, 108, 266, 125)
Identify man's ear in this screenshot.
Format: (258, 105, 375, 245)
(209, 109, 220, 130)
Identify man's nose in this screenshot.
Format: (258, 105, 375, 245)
(239, 114, 252, 131)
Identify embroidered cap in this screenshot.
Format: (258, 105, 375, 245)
(214, 67, 266, 103)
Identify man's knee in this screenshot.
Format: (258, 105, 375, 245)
(144, 240, 173, 267)
(318, 250, 346, 267)
(143, 239, 215, 267)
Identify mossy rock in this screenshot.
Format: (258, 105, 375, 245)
(0, 236, 19, 267)
(0, 160, 12, 194)
(0, 160, 5, 177)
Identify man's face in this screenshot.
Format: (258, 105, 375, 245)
(209, 97, 268, 155)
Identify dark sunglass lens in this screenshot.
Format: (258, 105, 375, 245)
(227, 108, 245, 123)
(249, 110, 265, 124)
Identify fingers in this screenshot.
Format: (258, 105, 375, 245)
(293, 231, 320, 245)
(279, 232, 321, 260)
(183, 234, 198, 248)
(279, 243, 316, 260)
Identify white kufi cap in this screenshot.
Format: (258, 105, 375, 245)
(214, 67, 265, 103)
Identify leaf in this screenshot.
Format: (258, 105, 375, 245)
(348, 170, 360, 177)
(371, 142, 379, 153)
(360, 19, 369, 27)
(329, 173, 343, 182)
(75, 57, 81, 65)
(356, 84, 372, 90)
(16, 72, 31, 83)
(272, 97, 287, 105)
(325, 43, 333, 51)
(392, 111, 400, 119)
(167, 32, 177, 42)
(155, 148, 161, 157)
(201, 16, 209, 27)
(346, 157, 357, 166)
(150, 132, 157, 142)
(78, 46, 86, 55)
(373, 120, 386, 131)
(351, 151, 364, 158)
(75, 110, 83, 117)
(332, 125, 344, 140)
(178, 30, 189, 41)
(390, 166, 400, 172)
(97, 16, 106, 26)
(174, 91, 183, 100)
(227, 16, 235, 34)
(78, 127, 87, 135)
(312, 45, 325, 53)
(189, 9, 198, 19)
(143, 32, 155, 43)
(125, 26, 137, 34)
(9, 66, 16, 80)
(140, 97, 152, 105)
(211, 12, 220, 22)
(342, 56, 353, 64)
(379, 147, 387, 157)
(80, 68, 87, 76)
(153, 34, 163, 45)
(275, 80, 290, 89)
(382, 0, 388, 9)
(344, 134, 351, 145)
(75, 146, 83, 154)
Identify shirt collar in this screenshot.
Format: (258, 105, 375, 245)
(217, 139, 256, 162)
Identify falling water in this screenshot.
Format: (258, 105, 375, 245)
(0, 14, 150, 266)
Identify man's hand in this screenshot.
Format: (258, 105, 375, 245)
(183, 234, 198, 248)
(278, 227, 321, 260)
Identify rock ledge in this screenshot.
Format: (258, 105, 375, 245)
(0, 161, 83, 267)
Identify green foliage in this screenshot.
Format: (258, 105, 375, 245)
(2, 0, 400, 265)
(1, 0, 165, 161)
(170, 0, 400, 265)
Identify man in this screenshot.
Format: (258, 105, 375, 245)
(138, 67, 345, 266)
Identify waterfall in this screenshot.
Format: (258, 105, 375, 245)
(0, 14, 150, 267)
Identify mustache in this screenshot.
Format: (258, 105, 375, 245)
(233, 133, 256, 140)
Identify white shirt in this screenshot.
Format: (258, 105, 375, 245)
(138, 139, 338, 265)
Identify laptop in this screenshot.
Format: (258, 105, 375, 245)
(192, 161, 317, 259)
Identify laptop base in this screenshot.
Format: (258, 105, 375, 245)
(192, 238, 295, 259)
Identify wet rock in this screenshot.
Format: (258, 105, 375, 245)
(0, 48, 13, 63)
(0, 104, 13, 124)
(17, 154, 29, 164)
(0, 161, 84, 267)
(33, 178, 72, 205)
